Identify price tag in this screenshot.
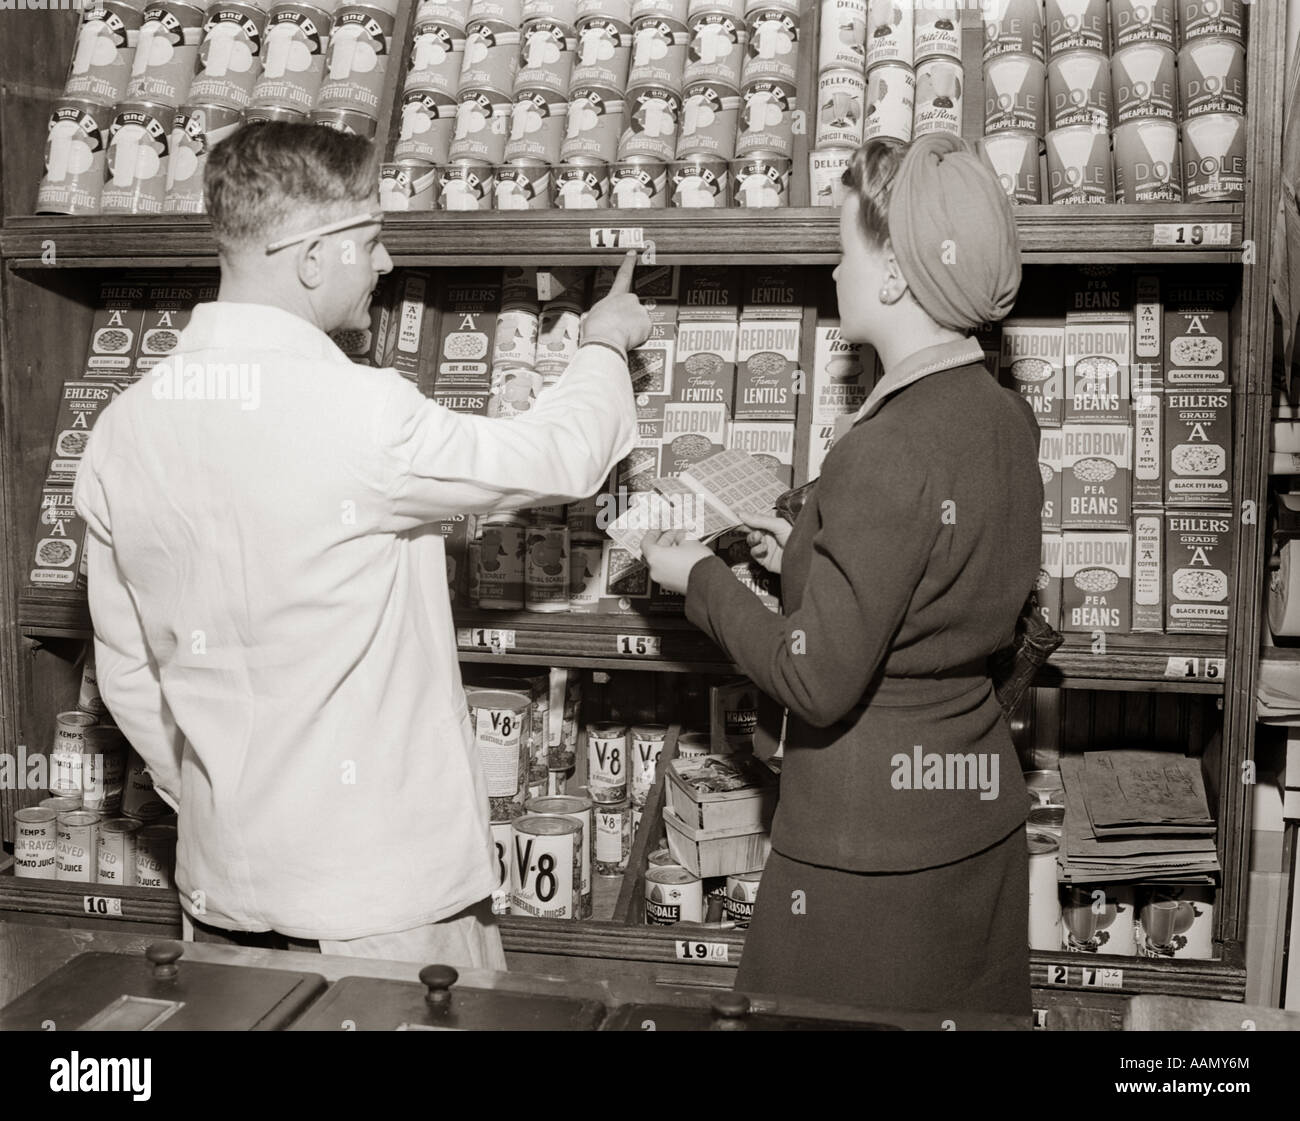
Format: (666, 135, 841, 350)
(1151, 222, 1233, 248)
(589, 227, 646, 250)
(1203, 658, 1225, 681)
(1047, 963, 1070, 986)
(1080, 965, 1123, 988)
(616, 633, 662, 657)
(83, 896, 122, 917)
(1165, 656, 1199, 679)
(465, 628, 516, 651)
(675, 940, 729, 962)
(1032, 1008, 1048, 1029)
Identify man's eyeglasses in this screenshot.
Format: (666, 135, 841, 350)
(266, 210, 385, 253)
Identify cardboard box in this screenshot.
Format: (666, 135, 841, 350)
(648, 579, 686, 615)
(591, 265, 679, 302)
(679, 266, 740, 320)
(1001, 319, 1065, 427)
(31, 487, 89, 590)
(1061, 423, 1133, 530)
(46, 380, 120, 487)
(660, 402, 728, 476)
(432, 270, 497, 389)
(1067, 266, 1134, 318)
(1133, 272, 1163, 389)
(435, 513, 474, 607)
(432, 389, 491, 414)
(1165, 509, 1233, 634)
(805, 320, 876, 481)
(84, 279, 147, 379)
(734, 319, 800, 421)
(712, 529, 781, 612)
(1132, 510, 1164, 633)
(1133, 387, 1163, 507)
(1039, 428, 1063, 530)
(1164, 389, 1232, 507)
(1037, 532, 1063, 630)
(617, 424, 661, 494)
(383, 270, 441, 384)
(1164, 281, 1230, 388)
(1062, 531, 1132, 634)
(742, 266, 803, 319)
(135, 276, 211, 374)
(672, 320, 735, 407)
(596, 540, 651, 613)
(1064, 317, 1133, 423)
(728, 421, 795, 487)
(708, 678, 763, 755)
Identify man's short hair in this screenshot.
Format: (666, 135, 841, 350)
(205, 123, 377, 252)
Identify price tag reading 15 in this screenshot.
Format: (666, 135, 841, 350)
(617, 634, 661, 657)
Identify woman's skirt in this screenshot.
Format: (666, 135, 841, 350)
(734, 824, 1030, 1019)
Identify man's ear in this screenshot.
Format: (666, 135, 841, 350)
(297, 239, 326, 290)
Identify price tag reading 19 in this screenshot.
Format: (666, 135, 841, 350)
(1151, 222, 1233, 248)
(675, 940, 729, 962)
(616, 634, 662, 657)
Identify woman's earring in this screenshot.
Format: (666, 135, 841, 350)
(879, 287, 891, 303)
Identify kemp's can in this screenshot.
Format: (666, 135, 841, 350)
(1178, 37, 1246, 119)
(380, 159, 440, 209)
(242, 103, 308, 123)
(984, 0, 1046, 62)
(735, 77, 794, 157)
(593, 798, 632, 876)
(56, 810, 100, 883)
(511, 814, 583, 916)
(251, 1, 335, 113)
(744, 7, 798, 86)
(645, 864, 704, 924)
(862, 61, 913, 142)
(731, 154, 789, 207)
(670, 153, 728, 206)
(316, 3, 397, 117)
(516, 19, 577, 95)
(915, 5, 961, 62)
(572, 15, 632, 94)
(677, 82, 739, 158)
(525, 524, 571, 610)
(809, 145, 852, 207)
(554, 159, 611, 207)
(863, 0, 909, 68)
(505, 87, 568, 162)
(164, 101, 243, 214)
(478, 514, 526, 606)
(818, 0, 866, 74)
(51, 710, 97, 800)
(1112, 42, 1177, 122)
(395, 87, 458, 163)
(913, 56, 962, 137)
(1046, 123, 1113, 202)
(188, 2, 269, 110)
(620, 84, 683, 161)
(461, 19, 521, 94)
(629, 723, 667, 805)
(684, 10, 746, 89)
(125, 1, 205, 108)
(1114, 118, 1182, 201)
(562, 88, 625, 161)
(1047, 48, 1111, 131)
(39, 97, 115, 216)
(468, 687, 531, 820)
(65, 1, 145, 107)
(407, 20, 465, 95)
(724, 869, 760, 926)
(1045, 0, 1108, 56)
(587, 721, 629, 802)
(1111, 0, 1175, 48)
(96, 817, 142, 886)
(82, 725, 130, 815)
(309, 106, 379, 137)
(495, 158, 552, 208)
(524, 793, 593, 916)
(100, 99, 172, 215)
(1177, 0, 1244, 45)
(14, 808, 58, 880)
(451, 87, 513, 163)
(816, 67, 864, 149)
(121, 750, 172, 821)
(135, 822, 178, 888)
(629, 16, 690, 92)
(984, 52, 1046, 135)
(1181, 111, 1245, 201)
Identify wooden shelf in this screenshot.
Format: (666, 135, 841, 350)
(1, 204, 1245, 268)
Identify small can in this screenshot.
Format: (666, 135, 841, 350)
(1027, 805, 1065, 836)
(913, 56, 962, 138)
(380, 159, 440, 210)
(250, 1, 336, 113)
(1111, 0, 1175, 48)
(121, 751, 172, 821)
(420, 0, 473, 21)
(490, 819, 513, 912)
(56, 810, 100, 883)
(451, 87, 513, 163)
(984, 0, 1046, 63)
(724, 869, 760, 926)
(493, 304, 540, 365)
(164, 102, 244, 214)
(629, 723, 667, 805)
(488, 365, 543, 416)
(100, 99, 172, 216)
(510, 814, 583, 917)
(610, 156, 670, 207)
(647, 843, 679, 868)
(731, 153, 789, 207)
(554, 160, 611, 208)
(1111, 42, 1177, 123)
(1045, 0, 1109, 56)
(743, 6, 798, 85)
(1177, 0, 1244, 45)
(567, 495, 601, 535)
(1138, 885, 1214, 959)
(1114, 117, 1182, 201)
(468, 687, 532, 821)
(586, 721, 629, 802)
(809, 145, 853, 207)
(675, 729, 712, 757)
(309, 106, 379, 138)
(561, 88, 625, 161)
(863, 61, 913, 141)
(536, 303, 582, 375)
(125, 1, 205, 108)
(471, 0, 525, 22)
(395, 87, 458, 164)
(242, 103, 308, 124)
(864, 0, 910, 68)
(51, 710, 98, 799)
(525, 524, 571, 611)
(316, 3, 397, 117)
(524, 0, 579, 21)
(1062, 883, 1137, 955)
(1047, 48, 1112, 132)
(1178, 37, 1246, 119)
(477, 514, 526, 607)
(506, 88, 569, 163)
(914, 5, 961, 63)
(96, 817, 142, 886)
(620, 84, 683, 161)
(134, 822, 178, 889)
(628, 15, 690, 91)
(516, 19, 577, 95)
(645, 864, 704, 924)
(1027, 828, 1062, 950)
(568, 535, 606, 607)
(981, 128, 1041, 204)
(816, 67, 864, 149)
(78, 646, 104, 717)
(525, 793, 594, 917)
(14, 808, 59, 880)
(685, 10, 747, 89)
(188, 2, 270, 111)
(669, 153, 728, 206)
(818, 0, 865, 74)
(407, 20, 466, 95)
(572, 15, 633, 94)
(64, 0, 146, 107)
(82, 725, 130, 814)
(593, 798, 632, 876)
(677, 82, 739, 159)
(42, 795, 84, 814)
(495, 158, 553, 208)
(733, 79, 794, 161)
(1181, 111, 1245, 201)
(461, 19, 521, 95)
(984, 52, 1047, 136)
(1046, 122, 1113, 203)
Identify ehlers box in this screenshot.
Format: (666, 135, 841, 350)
(84, 279, 147, 379)
(1164, 509, 1233, 634)
(31, 488, 89, 591)
(1164, 389, 1232, 507)
(1132, 511, 1163, 633)
(432, 270, 498, 389)
(46, 381, 120, 487)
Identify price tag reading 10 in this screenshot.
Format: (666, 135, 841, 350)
(617, 634, 661, 657)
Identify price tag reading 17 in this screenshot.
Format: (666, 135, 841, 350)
(589, 227, 645, 250)
(1151, 222, 1233, 248)
(675, 940, 729, 962)
(616, 634, 662, 657)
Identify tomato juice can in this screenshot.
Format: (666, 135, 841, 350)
(96, 817, 143, 886)
(525, 793, 594, 916)
(56, 810, 101, 883)
(135, 822, 178, 888)
(586, 721, 629, 802)
(593, 798, 632, 876)
(510, 814, 583, 917)
(468, 687, 532, 821)
(477, 514, 527, 606)
(14, 808, 58, 880)
(51, 710, 98, 801)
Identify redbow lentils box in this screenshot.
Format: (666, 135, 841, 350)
(734, 318, 800, 421)
(1062, 531, 1133, 634)
(742, 266, 804, 319)
(1061, 423, 1133, 531)
(31, 488, 89, 591)
(672, 319, 736, 410)
(1164, 389, 1232, 507)
(1164, 509, 1233, 634)
(660, 402, 728, 477)
(728, 420, 795, 487)
(46, 380, 120, 487)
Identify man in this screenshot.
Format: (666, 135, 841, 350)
(73, 123, 649, 965)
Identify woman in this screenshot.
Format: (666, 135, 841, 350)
(642, 134, 1043, 1017)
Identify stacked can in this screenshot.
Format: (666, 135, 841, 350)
(982, 5, 1046, 207)
(911, 6, 961, 140)
(586, 721, 631, 875)
(478, 511, 527, 608)
(1176, 0, 1246, 203)
(250, 0, 339, 117)
(663, 5, 738, 209)
(560, 1, 631, 204)
(1041, 0, 1114, 204)
(498, 13, 575, 207)
(525, 794, 594, 917)
(810, 0, 862, 208)
(393, 0, 465, 204)
(525, 512, 572, 610)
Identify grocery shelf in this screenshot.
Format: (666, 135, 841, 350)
(0, 204, 1246, 268)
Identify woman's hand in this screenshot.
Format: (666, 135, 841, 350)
(641, 529, 714, 595)
(741, 513, 792, 575)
